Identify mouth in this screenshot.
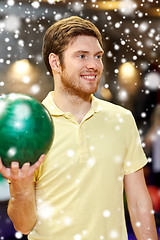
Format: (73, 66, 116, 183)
(80, 74, 97, 81)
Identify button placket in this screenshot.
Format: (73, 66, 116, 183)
(77, 124, 90, 163)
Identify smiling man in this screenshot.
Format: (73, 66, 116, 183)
(55, 36, 103, 97)
(48, 34, 104, 123)
(0, 16, 158, 240)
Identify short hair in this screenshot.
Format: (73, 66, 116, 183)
(42, 16, 103, 76)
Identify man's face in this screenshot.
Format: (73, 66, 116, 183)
(59, 35, 104, 98)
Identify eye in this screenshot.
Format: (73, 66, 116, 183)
(95, 54, 102, 60)
(79, 54, 87, 59)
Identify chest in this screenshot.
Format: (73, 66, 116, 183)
(46, 115, 128, 178)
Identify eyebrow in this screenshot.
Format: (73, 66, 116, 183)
(74, 50, 104, 55)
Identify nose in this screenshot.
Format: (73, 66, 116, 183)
(86, 57, 98, 70)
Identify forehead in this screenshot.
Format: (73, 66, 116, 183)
(66, 35, 103, 53)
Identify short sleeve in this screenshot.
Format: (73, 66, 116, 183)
(123, 111, 148, 175)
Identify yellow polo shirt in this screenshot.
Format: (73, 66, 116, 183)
(28, 91, 148, 240)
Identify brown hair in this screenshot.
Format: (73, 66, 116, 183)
(42, 16, 103, 76)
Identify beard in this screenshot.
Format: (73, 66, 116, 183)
(60, 67, 100, 99)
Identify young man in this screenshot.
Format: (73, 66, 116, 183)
(0, 16, 158, 240)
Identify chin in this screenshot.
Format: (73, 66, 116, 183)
(89, 87, 99, 94)
(84, 90, 97, 96)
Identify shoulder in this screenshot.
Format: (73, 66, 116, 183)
(93, 96, 132, 117)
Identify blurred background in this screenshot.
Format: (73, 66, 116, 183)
(0, 0, 160, 239)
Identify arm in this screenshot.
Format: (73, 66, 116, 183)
(8, 178, 36, 235)
(124, 168, 158, 240)
(0, 155, 45, 235)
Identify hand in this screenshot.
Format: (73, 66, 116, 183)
(0, 155, 45, 183)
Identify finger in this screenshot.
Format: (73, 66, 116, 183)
(37, 154, 46, 165)
(10, 162, 20, 180)
(0, 157, 4, 173)
(29, 154, 45, 176)
(31, 154, 45, 171)
(0, 157, 10, 179)
(21, 162, 31, 178)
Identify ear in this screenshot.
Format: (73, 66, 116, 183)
(49, 53, 61, 73)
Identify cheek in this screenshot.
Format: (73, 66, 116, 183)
(95, 60, 103, 72)
(66, 62, 81, 73)
(100, 62, 104, 71)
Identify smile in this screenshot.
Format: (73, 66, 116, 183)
(81, 75, 96, 80)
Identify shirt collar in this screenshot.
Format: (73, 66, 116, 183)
(42, 91, 64, 116)
(42, 91, 101, 117)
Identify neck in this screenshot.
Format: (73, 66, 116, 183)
(51, 90, 92, 123)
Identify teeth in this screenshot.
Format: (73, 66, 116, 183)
(82, 75, 95, 79)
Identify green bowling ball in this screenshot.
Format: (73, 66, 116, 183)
(0, 93, 54, 168)
(0, 173, 4, 182)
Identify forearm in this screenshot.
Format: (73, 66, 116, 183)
(128, 197, 158, 240)
(0, 157, 45, 235)
(8, 183, 37, 235)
